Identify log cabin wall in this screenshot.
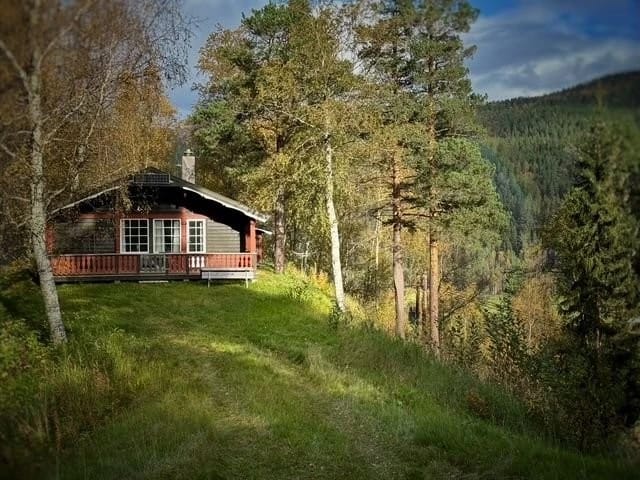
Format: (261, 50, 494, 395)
(50, 207, 248, 255)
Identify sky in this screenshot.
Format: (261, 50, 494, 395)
(169, 0, 640, 118)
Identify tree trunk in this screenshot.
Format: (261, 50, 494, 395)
(324, 130, 346, 313)
(392, 155, 406, 339)
(421, 272, 429, 341)
(31, 200, 66, 344)
(274, 190, 286, 274)
(425, 110, 439, 354)
(429, 232, 440, 356)
(415, 282, 421, 323)
(374, 209, 380, 269)
(27, 8, 67, 344)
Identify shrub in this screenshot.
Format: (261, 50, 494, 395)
(483, 297, 528, 391)
(0, 319, 53, 473)
(0, 314, 161, 477)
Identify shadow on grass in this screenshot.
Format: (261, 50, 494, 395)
(55, 335, 393, 479)
(54, 330, 637, 480)
(57, 282, 567, 443)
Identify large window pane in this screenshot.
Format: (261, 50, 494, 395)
(122, 219, 149, 253)
(153, 219, 180, 253)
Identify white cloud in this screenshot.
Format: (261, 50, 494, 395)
(465, 1, 640, 100)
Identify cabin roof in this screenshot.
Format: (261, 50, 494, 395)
(52, 167, 268, 223)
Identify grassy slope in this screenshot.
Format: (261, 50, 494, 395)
(9, 271, 639, 479)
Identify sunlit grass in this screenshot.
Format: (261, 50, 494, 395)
(2, 270, 637, 479)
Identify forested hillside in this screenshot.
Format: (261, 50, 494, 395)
(480, 71, 640, 251)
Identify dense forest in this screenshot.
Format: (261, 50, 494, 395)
(1, 0, 639, 475)
(481, 71, 640, 252)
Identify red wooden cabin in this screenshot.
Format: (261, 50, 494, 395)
(47, 163, 267, 283)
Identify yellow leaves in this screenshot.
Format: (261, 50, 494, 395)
(512, 274, 561, 350)
(106, 75, 177, 175)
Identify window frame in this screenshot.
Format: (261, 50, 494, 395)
(120, 218, 150, 254)
(152, 218, 182, 254)
(187, 219, 206, 253)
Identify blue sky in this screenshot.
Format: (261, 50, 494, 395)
(170, 0, 640, 118)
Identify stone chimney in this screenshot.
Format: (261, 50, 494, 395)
(181, 148, 196, 184)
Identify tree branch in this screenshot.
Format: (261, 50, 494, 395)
(0, 141, 17, 159)
(44, 93, 87, 143)
(0, 39, 29, 93)
(39, 0, 96, 69)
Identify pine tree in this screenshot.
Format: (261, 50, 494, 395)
(546, 120, 640, 445)
(354, 0, 490, 349)
(354, 0, 428, 338)
(195, 1, 360, 300)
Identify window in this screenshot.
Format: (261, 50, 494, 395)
(121, 219, 149, 253)
(55, 220, 115, 254)
(188, 220, 205, 253)
(153, 219, 181, 253)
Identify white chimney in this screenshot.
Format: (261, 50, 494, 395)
(181, 148, 196, 184)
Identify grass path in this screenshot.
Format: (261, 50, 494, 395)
(20, 271, 639, 479)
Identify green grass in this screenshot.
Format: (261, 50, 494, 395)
(1, 270, 638, 479)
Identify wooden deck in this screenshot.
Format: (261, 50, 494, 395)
(49, 253, 256, 282)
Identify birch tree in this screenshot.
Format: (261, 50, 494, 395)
(0, 0, 190, 343)
(282, 0, 361, 312)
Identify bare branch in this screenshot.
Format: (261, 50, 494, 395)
(44, 93, 87, 143)
(0, 39, 29, 93)
(441, 288, 482, 322)
(46, 186, 69, 209)
(39, 0, 96, 68)
(0, 141, 17, 159)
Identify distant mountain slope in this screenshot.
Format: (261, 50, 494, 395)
(542, 71, 640, 108)
(479, 71, 640, 252)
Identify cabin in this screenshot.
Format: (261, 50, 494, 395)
(47, 151, 268, 284)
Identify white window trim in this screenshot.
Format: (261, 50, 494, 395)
(187, 219, 206, 253)
(120, 218, 150, 254)
(152, 218, 182, 254)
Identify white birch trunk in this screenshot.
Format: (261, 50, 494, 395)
(324, 130, 346, 313)
(27, 3, 67, 344)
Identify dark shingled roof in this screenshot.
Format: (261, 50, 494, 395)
(52, 167, 268, 223)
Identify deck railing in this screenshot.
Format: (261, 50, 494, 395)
(49, 253, 255, 277)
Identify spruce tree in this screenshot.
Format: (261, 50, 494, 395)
(546, 120, 640, 445)
(550, 122, 638, 339)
